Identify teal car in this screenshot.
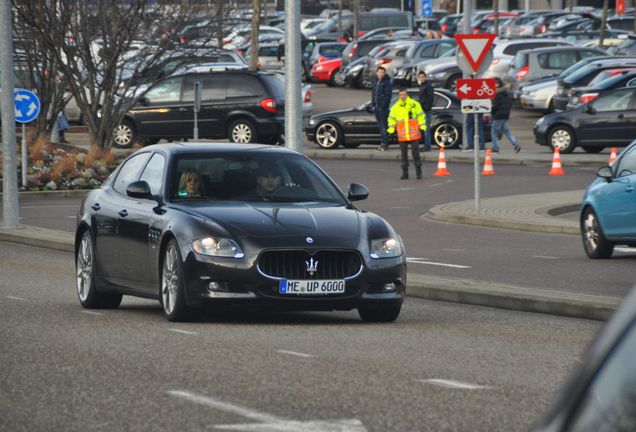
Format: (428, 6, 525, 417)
(581, 140, 636, 258)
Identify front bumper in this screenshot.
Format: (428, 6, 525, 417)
(533, 121, 549, 146)
(311, 69, 332, 82)
(519, 93, 551, 111)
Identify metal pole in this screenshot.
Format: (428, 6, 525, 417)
(337, 0, 342, 41)
(461, 0, 471, 151)
(1, 0, 19, 228)
(494, 0, 499, 37)
(21, 124, 27, 188)
(354, 0, 359, 41)
(473, 113, 480, 211)
(525, 0, 529, 12)
(284, 0, 302, 152)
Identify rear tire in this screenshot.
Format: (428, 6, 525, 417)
(582, 146, 604, 154)
(112, 120, 136, 149)
(228, 119, 257, 144)
(76, 231, 122, 309)
(358, 306, 401, 323)
(581, 207, 614, 259)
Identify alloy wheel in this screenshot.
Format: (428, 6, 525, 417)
(113, 123, 133, 147)
(232, 123, 253, 143)
(583, 211, 600, 253)
(316, 123, 339, 148)
(162, 245, 179, 315)
(434, 123, 459, 148)
(76, 235, 93, 302)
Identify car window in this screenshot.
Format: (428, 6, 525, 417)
(145, 77, 183, 104)
(513, 53, 528, 69)
(113, 153, 151, 195)
(579, 50, 602, 60)
(433, 93, 450, 109)
(259, 46, 279, 57)
(139, 153, 166, 196)
(538, 51, 577, 69)
(566, 321, 636, 431)
(615, 147, 636, 178)
(182, 75, 226, 101)
(438, 42, 455, 56)
(226, 75, 266, 98)
(628, 78, 636, 87)
(503, 42, 563, 56)
(416, 43, 437, 59)
(592, 88, 634, 112)
(395, 48, 408, 57)
(320, 44, 345, 56)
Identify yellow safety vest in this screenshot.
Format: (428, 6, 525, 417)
(387, 96, 426, 142)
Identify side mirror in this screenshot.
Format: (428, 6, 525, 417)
(584, 104, 596, 114)
(596, 165, 613, 181)
(347, 182, 369, 201)
(126, 180, 153, 199)
(139, 96, 150, 106)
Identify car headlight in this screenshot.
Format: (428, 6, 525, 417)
(536, 117, 545, 126)
(315, 65, 323, 71)
(395, 69, 406, 77)
(432, 72, 447, 79)
(350, 64, 363, 73)
(308, 118, 315, 126)
(192, 237, 244, 258)
(370, 238, 403, 259)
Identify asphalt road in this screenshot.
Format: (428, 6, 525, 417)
(0, 241, 601, 432)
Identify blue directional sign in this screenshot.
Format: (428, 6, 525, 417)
(14, 89, 40, 124)
(422, 0, 433, 17)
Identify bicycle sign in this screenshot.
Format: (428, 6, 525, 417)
(456, 78, 497, 100)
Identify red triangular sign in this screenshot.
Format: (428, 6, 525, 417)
(454, 34, 496, 72)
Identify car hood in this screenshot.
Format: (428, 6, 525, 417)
(188, 202, 363, 244)
(311, 106, 360, 121)
(524, 78, 558, 92)
(424, 57, 457, 72)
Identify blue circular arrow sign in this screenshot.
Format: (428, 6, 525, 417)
(14, 89, 41, 124)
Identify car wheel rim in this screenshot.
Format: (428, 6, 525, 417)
(584, 212, 599, 252)
(76, 235, 93, 302)
(162, 245, 179, 315)
(551, 129, 571, 150)
(113, 124, 133, 146)
(316, 123, 338, 148)
(434, 124, 458, 148)
(232, 124, 252, 143)
(335, 72, 345, 85)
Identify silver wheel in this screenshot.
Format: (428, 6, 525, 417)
(113, 122, 134, 148)
(231, 122, 254, 144)
(434, 123, 459, 148)
(582, 208, 614, 259)
(549, 127, 575, 153)
(315, 122, 341, 149)
(334, 70, 345, 86)
(76, 235, 93, 302)
(162, 245, 179, 315)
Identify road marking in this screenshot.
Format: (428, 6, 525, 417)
(82, 310, 103, 316)
(390, 206, 410, 209)
(6, 295, 26, 301)
(418, 379, 492, 390)
(68, 216, 77, 219)
(169, 328, 198, 336)
(614, 247, 636, 253)
(532, 255, 559, 260)
(166, 390, 367, 431)
(276, 350, 315, 358)
(406, 257, 471, 269)
(427, 183, 443, 187)
(442, 248, 465, 252)
(391, 187, 415, 192)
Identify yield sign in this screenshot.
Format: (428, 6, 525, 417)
(454, 34, 495, 73)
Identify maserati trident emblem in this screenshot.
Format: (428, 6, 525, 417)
(305, 237, 314, 244)
(305, 257, 319, 276)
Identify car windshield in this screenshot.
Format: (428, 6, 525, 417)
(171, 152, 347, 204)
(596, 72, 636, 89)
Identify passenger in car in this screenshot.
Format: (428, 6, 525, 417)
(177, 169, 204, 198)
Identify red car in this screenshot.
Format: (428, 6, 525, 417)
(310, 58, 342, 86)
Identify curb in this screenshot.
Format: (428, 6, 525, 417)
(0, 190, 90, 199)
(0, 225, 615, 321)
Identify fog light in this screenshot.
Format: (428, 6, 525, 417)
(208, 282, 220, 292)
(383, 282, 396, 292)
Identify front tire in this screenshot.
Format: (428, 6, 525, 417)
(160, 239, 193, 322)
(358, 306, 401, 322)
(433, 122, 461, 149)
(581, 207, 614, 259)
(76, 231, 122, 309)
(327, 69, 341, 87)
(315, 121, 342, 149)
(228, 119, 257, 144)
(549, 125, 576, 154)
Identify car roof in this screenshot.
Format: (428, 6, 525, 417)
(519, 46, 602, 55)
(139, 142, 297, 156)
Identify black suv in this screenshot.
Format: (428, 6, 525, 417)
(113, 70, 285, 147)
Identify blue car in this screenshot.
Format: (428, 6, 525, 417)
(581, 140, 636, 258)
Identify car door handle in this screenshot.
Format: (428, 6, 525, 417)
(118, 209, 128, 217)
(618, 113, 625, 119)
(91, 203, 101, 211)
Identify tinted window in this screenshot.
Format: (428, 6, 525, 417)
(395, 48, 408, 57)
(145, 77, 183, 103)
(567, 322, 636, 431)
(416, 43, 437, 59)
(433, 93, 450, 109)
(259, 46, 279, 56)
(226, 75, 265, 98)
(182, 75, 226, 101)
(591, 88, 634, 112)
(359, 14, 410, 31)
(503, 42, 564, 56)
(513, 53, 528, 69)
(139, 153, 166, 196)
(358, 41, 383, 57)
(438, 42, 455, 56)
(538, 51, 577, 69)
(579, 50, 602, 60)
(113, 153, 151, 195)
(261, 74, 285, 100)
(319, 44, 345, 56)
(615, 147, 636, 178)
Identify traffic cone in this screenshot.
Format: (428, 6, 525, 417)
(609, 147, 617, 165)
(481, 149, 496, 176)
(434, 146, 451, 177)
(549, 148, 564, 176)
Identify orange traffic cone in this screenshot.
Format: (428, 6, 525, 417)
(482, 149, 496, 176)
(609, 147, 617, 165)
(434, 146, 451, 177)
(549, 148, 564, 176)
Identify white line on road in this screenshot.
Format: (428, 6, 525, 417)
(615, 247, 636, 253)
(391, 187, 415, 192)
(406, 258, 471, 269)
(532, 255, 559, 260)
(418, 379, 492, 390)
(82, 310, 103, 316)
(427, 183, 443, 187)
(169, 328, 198, 336)
(390, 206, 410, 209)
(167, 391, 283, 423)
(442, 248, 465, 252)
(276, 350, 315, 358)
(6, 295, 26, 301)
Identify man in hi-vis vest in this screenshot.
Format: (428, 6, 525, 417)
(387, 88, 426, 179)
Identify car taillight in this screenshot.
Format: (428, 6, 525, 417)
(516, 66, 529, 79)
(304, 89, 311, 103)
(357, 31, 365, 38)
(540, 24, 546, 33)
(378, 58, 392, 65)
(519, 26, 525, 32)
(491, 58, 500, 65)
(580, 93, 598, 104)
(260, 98, 277, 113)
(349, 43, 357, 58)
(441, 23, 448, 33)
(317, 56, 329, 63)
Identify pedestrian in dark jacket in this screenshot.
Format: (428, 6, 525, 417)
(417, 70, 434, 151)
(372, 66, 393, 151)
(491, 78, 520, 153)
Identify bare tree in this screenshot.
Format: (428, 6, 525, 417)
(13, 0, 230, 150)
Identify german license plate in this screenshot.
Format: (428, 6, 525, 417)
(279, 279, 345, 295)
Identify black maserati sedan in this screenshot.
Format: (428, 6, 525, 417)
(305, 89, 484, 149)
(75, 143, 406, 322)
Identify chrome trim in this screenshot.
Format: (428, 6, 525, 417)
(256, 249, 364, 281)
(204, 291, 257, 299)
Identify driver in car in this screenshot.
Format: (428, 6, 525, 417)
(254, 163, 283, 196)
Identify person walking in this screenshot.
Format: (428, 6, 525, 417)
(371, 66, 393, 151)
(491, 78, 521, 153)
(417, 70, 434, 152)
(463, 113, 485, 151)
(387, 88, 426, 179)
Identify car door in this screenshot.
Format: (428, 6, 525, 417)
(578, 88, 633, 146)
(181, 73, 228, 139)
(116, 152, 167, 289)
(99, 152, 151, 285)
(132, 76, 187, 139)
(597, 148, 636, 238)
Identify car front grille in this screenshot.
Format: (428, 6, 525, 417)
(258, 250, 363, 280)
